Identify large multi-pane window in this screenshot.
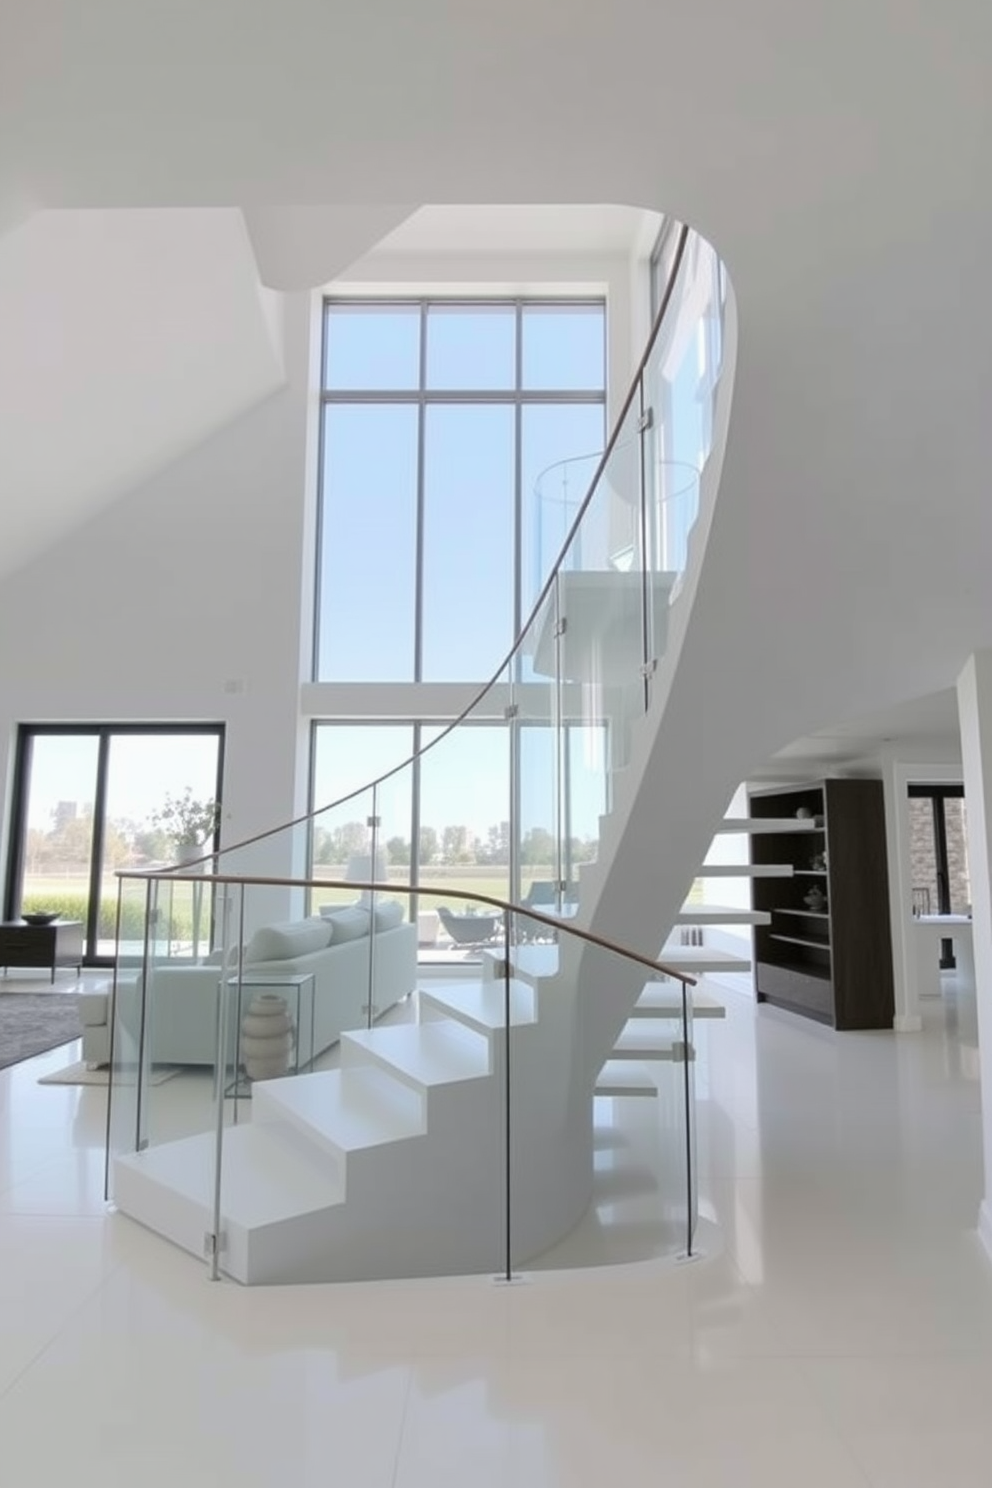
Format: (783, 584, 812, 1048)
(315, 299, 607, 683)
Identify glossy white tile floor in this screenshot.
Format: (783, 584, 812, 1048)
(2, 969, 992, 1486)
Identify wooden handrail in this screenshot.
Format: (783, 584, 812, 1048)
(116, 870, 697, 987)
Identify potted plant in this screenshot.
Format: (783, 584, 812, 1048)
(151, 788, 220, 863)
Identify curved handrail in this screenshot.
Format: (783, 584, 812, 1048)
(117, 870, 697, 986)
(163, 222, 693, 873)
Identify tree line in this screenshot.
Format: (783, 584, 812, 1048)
(312, 820, 597, 867)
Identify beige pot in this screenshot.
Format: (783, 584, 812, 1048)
(240, 993, 295, 1081)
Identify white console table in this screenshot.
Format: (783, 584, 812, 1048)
(914, 914, 974, 999)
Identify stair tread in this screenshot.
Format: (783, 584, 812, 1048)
(610, 1025, 683, 1059)
(253, 1067, 425, 1154)
(632, 984, 726, 1018)
(117, 1123, 343, 1227)
(419, 978, 537, 1030)
(715, 817, 820, 834)
(698, 863, 792, 877)
(595, 1061, 659, 1097)
(344, 1022, 490, 1087)
(484, 943, 559, 982)
(677, 904, 770, 924)
(660, 944, 751, 969)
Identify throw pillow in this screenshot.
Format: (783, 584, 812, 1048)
(373, 899, 405, 932)
(319, 905, 370, 943)
(244, 918, 334, 964)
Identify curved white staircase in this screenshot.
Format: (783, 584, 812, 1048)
(112, 231, 749, 1282)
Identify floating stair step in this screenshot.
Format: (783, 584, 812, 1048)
(677, 904, 770, 926)
(660, 947, 752, 974)
(631, 982, 726, 1019)
(342, 1022, 491, 1092)
(595, 1061, 658, 1098)
(251, 1066, 426, 1165)
(419, 978, 537, 1032)
(482, 942, 559, 984)
(610, 1024, 694, 1061)
(715, 817, 820, 834)
(698, 863, 792, 878)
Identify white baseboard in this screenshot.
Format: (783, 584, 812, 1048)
(893, 1014, 923, 1033)
(978, 1201, 992, 1267)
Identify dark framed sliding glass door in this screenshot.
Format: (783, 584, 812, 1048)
(5, 724, 224, 965)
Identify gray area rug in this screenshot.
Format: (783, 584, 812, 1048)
(0, 993, 82, 1071)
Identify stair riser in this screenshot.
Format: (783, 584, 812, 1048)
(115, 1156, 251, 1281)
(249, 1092, 352, 1181)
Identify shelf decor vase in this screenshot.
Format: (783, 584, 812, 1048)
(803, 886, 827, 912)
(240, 994, 294, 1081)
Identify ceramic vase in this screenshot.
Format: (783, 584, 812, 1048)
(240, 993, 294, 1081)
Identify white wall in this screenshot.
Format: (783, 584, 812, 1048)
(957, 653, 992, 1259)
(0, 292, 317, 925)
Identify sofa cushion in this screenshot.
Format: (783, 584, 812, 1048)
(78, 984, 113, 1026)
(201, 946, 247, 967)
(245, 918, 333, 964)
(373, 899, 405, 932)
(319, 905, 370, 943)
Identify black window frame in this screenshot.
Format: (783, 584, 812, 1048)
(4, 722, 225, 967)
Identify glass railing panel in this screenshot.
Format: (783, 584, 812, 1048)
(417, 670, 512, 962)
(415, 882, 507, 970)
(642, 461, 701, 670)
(528, 449, 603, 603)
(641, 233, 725, 673)
(106, 870, 233, 1214)
(631, 967, 695, 1262)
(501, 915, 696, 1274)
(513, 583, 562, 919)
(552, 397, 646, 875)
(308, 787, 379, 916)
(684, 973, 698, 1251)
(105, 872, 155, 1188)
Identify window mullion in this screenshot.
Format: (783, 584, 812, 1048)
(414, 304, 428, 683)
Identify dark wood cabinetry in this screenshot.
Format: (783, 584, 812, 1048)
(0, 920, 83, 982)
(749, 780, 894, 1030)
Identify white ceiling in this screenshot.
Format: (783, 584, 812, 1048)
(755, 690, 962, 779)
(369, 205, 659, 257)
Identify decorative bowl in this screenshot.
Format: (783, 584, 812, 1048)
(21, 911, 60, 926)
